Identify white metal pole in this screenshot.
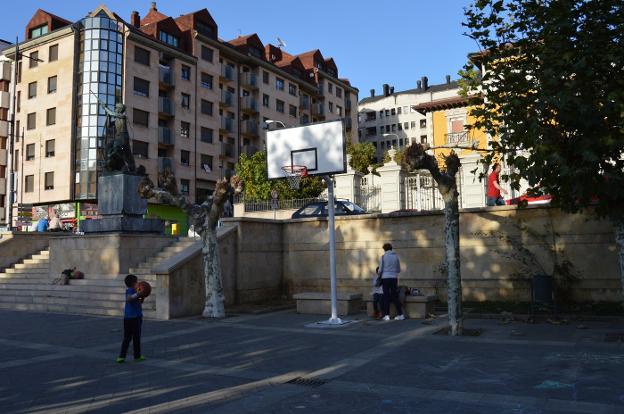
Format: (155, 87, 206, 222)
(326, 175, 340, 323)
(416, 172, 422, 211)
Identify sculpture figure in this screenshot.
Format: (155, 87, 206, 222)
(99, 101, 137, 173)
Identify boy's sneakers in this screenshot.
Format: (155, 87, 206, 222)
(382, 315, 391, 321)
(134, 356, 146, 362)
(394, 314, 406, 321)
(116, 357, 125, 363)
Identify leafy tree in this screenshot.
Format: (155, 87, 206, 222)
(347, 141, 377, 174)
(235, 150, 324, 201)
(462, 0, 624, 304)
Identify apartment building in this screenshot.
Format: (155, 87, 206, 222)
(0, 40, 11, 224)
(358, 76, 462, 160)
(2, 3, 358, 229)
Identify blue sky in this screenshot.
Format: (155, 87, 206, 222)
(3, 0, 476, 99)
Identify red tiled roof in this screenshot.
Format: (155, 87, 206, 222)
(412, 95, 479, 113)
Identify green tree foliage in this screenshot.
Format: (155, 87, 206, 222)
(235, 150, 325, 201)
(382, 148, 406, 165)
(346, 141, 377, 174)
(462, 0, 624, 219)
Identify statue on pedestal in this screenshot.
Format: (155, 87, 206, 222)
(100, 101, 137, 174)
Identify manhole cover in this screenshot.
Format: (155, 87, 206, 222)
(605, 332, 624, 343)
(285, 377, 328, 388)
(433, 327, 483, 336)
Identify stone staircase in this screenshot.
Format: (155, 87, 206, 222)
(0, 238, 198, 319)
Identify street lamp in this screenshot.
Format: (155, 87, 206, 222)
(263, 119, 287, 130)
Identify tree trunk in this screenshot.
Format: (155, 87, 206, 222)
(615, 220, 624, 309)
(443, 190, 463, 335)
(202, 229, 225, 318)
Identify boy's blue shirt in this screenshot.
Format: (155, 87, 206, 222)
(124, 287, 143, 319)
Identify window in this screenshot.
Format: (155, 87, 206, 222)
(263, 71, 269, 84)
(29, 24, 48, 39)
(391, 124, 396, 132)
(420, 135, 428, 144)
(288, 83, 297, 96)
(133, 77, 149, 97)
(181, 93, 190, 109)
(200, 72, 213, 89)
(391, 108, 396, 116)
(411, 121, 416, 128)
(25, 175, 34, 193)
(275, 77, 284, 91)
(14, 150, 18, 170)
(26, 144, 35, 161)
(47, 76, 57, 94)
(44, 172, 54, 190)
(404, 122, 409, 129)
(181, 121, 190, 138)
(181, 65, 191, 81)
(48, 44, 58, 62)
(336, 105, 342, 116)
(46, 108, 56, 126)
(135, 46, 150, 66)
(201, 46, 213, 62)
(329, 102, 333, 113)
(276, 99, 284, 113)
(397, 123, 402, 131)
(201, 99, 213, 115)
(133, 109, 149, 127)
(420, 119, 427, 128)
(159, 31, 179, 47)
(397, 107, 402, 114)
(328, 83, 333, 93)
(336, 87, 342, 98)
(262, 94, 269, 107)
(379, 126, 384, 134)
(29, 51, 39, 68)
(27, 112, 36, 130)
(200, 154, 213, 171)
(403, 106, 409, 113)
(289, 104, 297, 117)
(132, 140, 148, 158)
(200, 127, 213, 143)
(385, 125, 390, 133)
(28, 82, 37, 99)
(180, 179, 190, 195)
(45, 139, 55, 157)
(385, 109, 390, 116)
(16, 91, 20, 112)
(180, 150, 190, 166)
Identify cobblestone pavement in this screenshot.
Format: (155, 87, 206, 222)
(1, 309, 623, 413)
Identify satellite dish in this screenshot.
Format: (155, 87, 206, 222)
(202, 163, 212, 173)
(277, 37, 286, 49)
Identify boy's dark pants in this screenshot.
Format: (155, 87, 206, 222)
(373, 293, 383, 313)
(119, 317, 142, 359)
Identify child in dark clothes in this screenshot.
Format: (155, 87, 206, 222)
(116, 274, 145, 363)
(372, 267, 384, 319)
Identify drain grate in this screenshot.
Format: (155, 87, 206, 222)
(285, 376, 328, 388)
(605, 332, 624, 343)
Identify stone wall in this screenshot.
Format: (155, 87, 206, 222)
(0, 232, 65, 272)
(224, 206, 621, 303)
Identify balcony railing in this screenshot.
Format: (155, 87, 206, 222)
(220, 90, 234, 107)
(299, 96, 310, 110)
(241, 144, 259, 156)
(240, 72, 258, 88)
(220, 117, 233, 133)
(345, 117, 352, 129)
(345, 100, 352, 110)
(159, 66, 174, 86)
(311, 103, 324, 116)
(241, 96, 258, 112)
(221, 65, 235, 81)
(241, 120, 259, 135)
(445, 131, 468, 145)
(158, 126, 174, 146)
(157, 157, 174, 173)
(158, 97, 175, 116)
(221, 142, 234, 158)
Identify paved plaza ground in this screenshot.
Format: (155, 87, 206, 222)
(1, 308, 623, 413)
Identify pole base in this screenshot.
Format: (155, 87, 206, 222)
(305, 318, 360, 329)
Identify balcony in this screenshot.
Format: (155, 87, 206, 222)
(158, 126, 174, 146)
(158, 97, 175, 117)
(220, 90, 234, 107)
(240, 120, 259, 136)
(299, 96, 310, 110)
(159, 66, 174, 88)
(445, 131, 469, 145)
(0, 120, 7, 136)
(241, 144, 259, 156)
(221, 142, 235, 158)
(157, 157, 174, 173)
(345, 100, 352, 111)
(345, 117, 352, 130)
(0, 91, 9, 109)
(0, 148, 6, 165)
(0, 61, 10, 81)
(240, 96, 258, 113)
(311, 103, 325, 116)
(240, 72, 258, 89)
(220, 65, 235, 82)
(220, 117, 233, 134)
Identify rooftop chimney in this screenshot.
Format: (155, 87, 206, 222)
(151, 2, 157, 11)
(390, 86, 395, 94)
(370, 89, 375, 97)
(446, 75, 451, 84)
(421, 76, 429, 90)
(417, 80, 422, 90)
(383, 83, 390, 97)
(130, 11, 140, 28)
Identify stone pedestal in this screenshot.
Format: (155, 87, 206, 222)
(82, 173, 164, 233)
(377, 148, 405, 213)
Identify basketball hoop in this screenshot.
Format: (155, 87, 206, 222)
(281, 165, 308, 189)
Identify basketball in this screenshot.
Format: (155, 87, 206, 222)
(136, 280, 152, 298)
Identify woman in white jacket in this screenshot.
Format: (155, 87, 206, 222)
(378, 243, 405, 321)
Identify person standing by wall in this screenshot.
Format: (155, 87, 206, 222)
(379, 243, 405, 321)
(487, 163, 508, 206)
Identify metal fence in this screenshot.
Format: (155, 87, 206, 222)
(355, 185, 382, 212)
(239, 196, 327, 212)
(404, 171, 462, 211)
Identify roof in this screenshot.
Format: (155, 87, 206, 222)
(359, 80, 460, 105)
(411, 95, 481, 114)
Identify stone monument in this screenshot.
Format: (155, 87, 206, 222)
(81, 101, 163, 234)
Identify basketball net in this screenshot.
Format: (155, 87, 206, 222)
(281, 165, 308, 189)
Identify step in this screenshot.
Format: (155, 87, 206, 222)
(0, 302, 158, 318)
(12, 263, 49, 271)
(30, 254, 50, 260)
(22, 258, 50, 265)
(0, 271, 51, 278)
(0, 294, 156, 311)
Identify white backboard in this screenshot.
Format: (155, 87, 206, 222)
(266, 120, 346, 179)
